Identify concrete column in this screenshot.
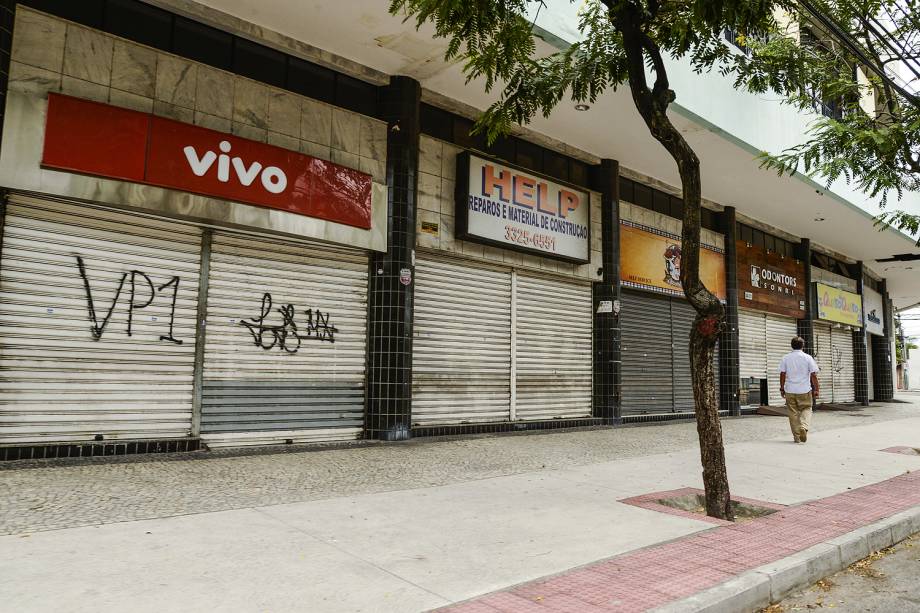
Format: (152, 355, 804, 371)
(718, 206, 741, 416)
(874, 279, 895, 400)
(796, 238, 815, 355)
(592, 159, 621, 423)
(365, 76, 421, 441)
(853, 262, 870, 406)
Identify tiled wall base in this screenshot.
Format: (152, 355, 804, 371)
(411, 418, 611, 438)
(0, 438, 201, 462)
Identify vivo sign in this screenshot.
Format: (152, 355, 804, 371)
(184, 140, 287, 194)
(41, 94, 372, 229)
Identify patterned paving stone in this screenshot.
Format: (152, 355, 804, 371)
(1, 403, 917, 536)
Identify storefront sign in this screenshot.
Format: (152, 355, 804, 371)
(863, 286, 884, 336)
(736, 241, 805, 318)
(815, 282, 863, 327)
(41, 94, 373, 229)
(455, 152, 589, 262)
(619, 221, 726, 301)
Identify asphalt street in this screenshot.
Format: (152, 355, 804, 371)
(767, 532, 920, 612)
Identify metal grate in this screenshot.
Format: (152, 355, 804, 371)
(0, 438, 201, 462)
(620, 410, 733, 424)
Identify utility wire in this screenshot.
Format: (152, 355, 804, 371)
(865, 15, 920, 82)
(797, 0, 920, 107)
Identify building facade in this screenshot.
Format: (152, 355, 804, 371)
(0, 1, 914, 459)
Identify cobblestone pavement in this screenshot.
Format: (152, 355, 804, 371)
(1, 401, 917, 536)
(768, 531, 920, 612)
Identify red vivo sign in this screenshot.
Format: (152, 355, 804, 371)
(41, 94, 372, 229)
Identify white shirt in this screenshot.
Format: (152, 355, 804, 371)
(779, 350, 819, 394)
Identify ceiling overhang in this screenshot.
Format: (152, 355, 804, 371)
(157, 0, 920, 309)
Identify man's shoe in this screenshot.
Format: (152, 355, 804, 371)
(800, 430, 807, 443)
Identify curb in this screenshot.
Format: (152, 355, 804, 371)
(650, 505, 920, 613)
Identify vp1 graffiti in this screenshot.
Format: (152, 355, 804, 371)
(76, 256, 183, 344)
(240, 292, 338, 353)
(832, 344, 844, 374)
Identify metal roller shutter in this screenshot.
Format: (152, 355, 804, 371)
(830, 327, 855, 403)
(621, 290, 673, 414)
(672, 300, 696, 412)
(813, 322, 832, 400)
(0, 195, 202, 444)
(738, 310, 767, 380)
(670, 299, 719, 412)
(413, 256, 512, 425)
(766, 315, 798, 406)
(514, 272, 592, 420)
(201, 232, 368, 447)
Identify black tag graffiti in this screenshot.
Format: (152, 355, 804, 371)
(156, 276, 183, 345)
(127, 270, 155, 337)
(240, 292, 338, 353)
(303, 309, 337, 343)
(77, 256, 126, 340)
(76, 255, 183, 344)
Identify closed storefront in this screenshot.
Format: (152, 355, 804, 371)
(738, 309, 798, 406)
(412, 257, 512, 425)
(515, 271, 593, 420)
(412, 254, 592, 425)
(620, 290, 718, 415)
(812, 275, 863, 404)
(618, 205, 726, 415)
(0, 196, 371, 448)
(0, 18, 388, 452)
(412, 147, 598, 428)
(813, 322, 856, 403)
(766, 315, 798, 404)
(0, 196, 202, 444)
(739, 309, 768, 394)
(735, 235, 806, 406)
(201, 232, 369, 447)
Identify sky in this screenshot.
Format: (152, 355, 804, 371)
(900, 306, 920, 339)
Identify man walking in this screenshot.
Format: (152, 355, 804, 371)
(779, 336, 820, 443)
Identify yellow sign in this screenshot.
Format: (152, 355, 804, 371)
(815, 282, 863, 327)
(619, 222, 726, 301)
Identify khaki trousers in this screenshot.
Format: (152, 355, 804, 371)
(786, 392, 813, 442)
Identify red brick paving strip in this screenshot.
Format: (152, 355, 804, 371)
(439, 470, 920, 612)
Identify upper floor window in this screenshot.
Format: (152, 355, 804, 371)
(799, 26, 855, 120)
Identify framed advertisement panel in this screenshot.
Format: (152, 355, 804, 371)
(862, 286, 884, 335)
(619, 220, 726, 301)
(815, 282, 864, 327)
(455, 152, 590, 263)
(736, 240, 806, 318)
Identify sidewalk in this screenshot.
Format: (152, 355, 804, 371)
(2, 399, 919, 612)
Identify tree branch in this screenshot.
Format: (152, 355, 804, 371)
(641, 32, 672, 107)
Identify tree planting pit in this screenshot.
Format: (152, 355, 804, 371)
(880, 446, 920, 456)
(620, 487, 787, 525)
(656, 493, 780, 522)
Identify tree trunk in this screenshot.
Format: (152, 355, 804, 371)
(666, 118, 734, 522)
(614, 3, 734, 520)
